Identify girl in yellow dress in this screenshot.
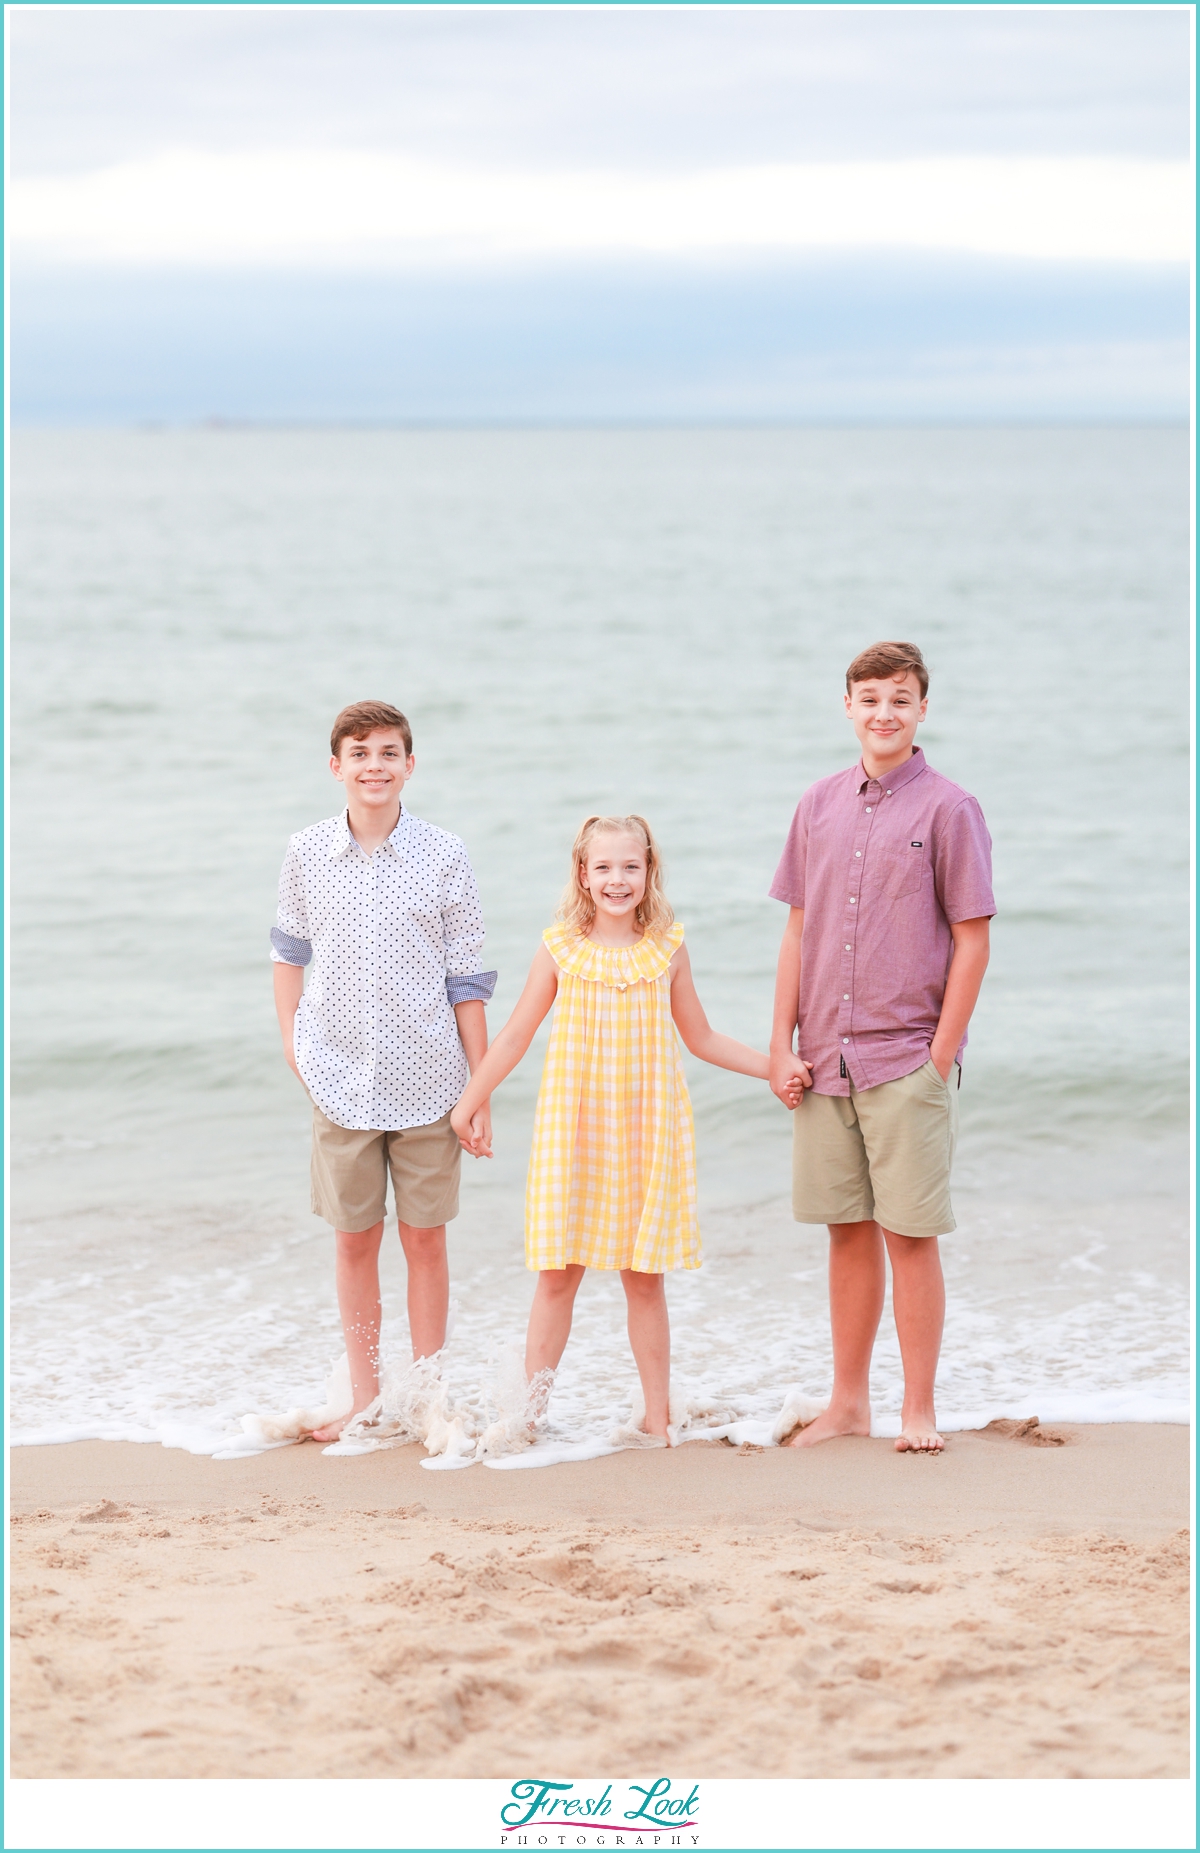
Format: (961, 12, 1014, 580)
(451, 814, 807, 1447)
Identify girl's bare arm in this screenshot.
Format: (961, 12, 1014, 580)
(450, 945, 559, 1154)
(669, 942, 803, 1083)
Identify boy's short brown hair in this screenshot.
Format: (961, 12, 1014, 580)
(330, 701, 413, 758)
(845, 642, 929, 700)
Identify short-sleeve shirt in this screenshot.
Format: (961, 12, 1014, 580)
(769, 748, 995, 1095)
(271, 808, 493, 1130)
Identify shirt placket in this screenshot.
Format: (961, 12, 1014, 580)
(366, 851, 382, 1118)
(839, 776, 881, 1087)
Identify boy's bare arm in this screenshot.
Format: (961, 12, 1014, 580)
(452, 999, 488, 1074)
(273, 961, 305, 1081)
(769, 907, 809, 1105)
(452, 998, 491, 1156)
(930, 917, 991, 1080)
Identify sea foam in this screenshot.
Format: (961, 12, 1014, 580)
(9, 1195, 1190, 1463)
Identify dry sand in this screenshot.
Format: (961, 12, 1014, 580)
(9, 1424, 1191, 1780)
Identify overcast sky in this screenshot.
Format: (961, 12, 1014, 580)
(9, 7, 1192, 422)
(12, 7, 1191, 175)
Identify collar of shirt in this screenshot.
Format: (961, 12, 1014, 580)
(328, 806, 410, 861)
(855, 744, 928, 796)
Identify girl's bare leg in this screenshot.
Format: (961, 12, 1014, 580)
(525, 1265, 586, 1378)
(787, 1219, 885, 1447)
(620, 1269, 671, 1438)
(312, 1221, 385, 1442)
(397, 1220, 449, 1360)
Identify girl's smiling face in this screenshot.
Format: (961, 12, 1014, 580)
(580, 832, 648, 934)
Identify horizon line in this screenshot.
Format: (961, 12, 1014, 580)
(12, 415, 1191, 433)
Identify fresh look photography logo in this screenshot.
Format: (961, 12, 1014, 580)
(499, 1779, 700, 1845)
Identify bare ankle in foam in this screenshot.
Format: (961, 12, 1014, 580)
(771, 1385, 828, 1444)
(609, 1383, 687, 1448)
(480, 1353, 556, 1458)
(326, 1352, 476, 1458)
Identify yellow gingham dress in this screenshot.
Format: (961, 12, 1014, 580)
(524, 921, 701, 1274)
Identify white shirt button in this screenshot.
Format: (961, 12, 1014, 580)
(843, 1038, 849, 1044)
(843, 993, 849, 1000)
(849, 897, 856, 903)
(855, 850, 861, 856)
(865, 807, 872, 813)
(844, 944, 851, 950)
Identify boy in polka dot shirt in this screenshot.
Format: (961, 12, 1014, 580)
(271, 700, 496, 1442)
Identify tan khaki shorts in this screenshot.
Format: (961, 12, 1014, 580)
(792, 1058, 959, 1238)
(310, 1104, 461, 1233)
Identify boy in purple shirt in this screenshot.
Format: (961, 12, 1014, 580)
(769, 642, 994, 1453)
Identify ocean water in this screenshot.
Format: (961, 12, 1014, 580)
(10, 426, 1191, 1460)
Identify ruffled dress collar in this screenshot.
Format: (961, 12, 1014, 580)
(543, 921, 684, 988)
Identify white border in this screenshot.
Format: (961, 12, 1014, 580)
(4, 8, 1196, 1852)
(2, 1777, 1196, 1852)
(1188, 0, 1198, 1828)
(5, 0, 15, 1816)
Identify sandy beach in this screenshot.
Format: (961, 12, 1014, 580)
(9, 1422, 1190, 1781)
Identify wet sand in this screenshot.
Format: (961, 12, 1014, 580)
(9, 1423, 1190, 1779)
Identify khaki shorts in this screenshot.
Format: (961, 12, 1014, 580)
(792, 1058, 959, 1238)
(310, 1104, 461, 1233)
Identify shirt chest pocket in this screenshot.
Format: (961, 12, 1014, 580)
(880, 837, 930, 900)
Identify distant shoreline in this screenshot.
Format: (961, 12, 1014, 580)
(11, 415, 1191, 433)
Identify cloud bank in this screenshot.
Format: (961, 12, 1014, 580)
(9, 8, 1191, 422)
(13, 152, 1190, 268)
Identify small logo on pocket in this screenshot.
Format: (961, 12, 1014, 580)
(910, 840, 923, 848)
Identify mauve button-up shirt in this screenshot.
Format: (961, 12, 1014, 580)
(769, 747, 995, 1095)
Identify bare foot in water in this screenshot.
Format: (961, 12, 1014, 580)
(310, 1407, 373, 1444)
(895, 1414, 944, 1453)
(611, 1422, 669, 1449)
(785, 1403, 871, 1448)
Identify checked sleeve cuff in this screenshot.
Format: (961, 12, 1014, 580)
(446, 970, 497, 1005)
(270, 928, 313, 967)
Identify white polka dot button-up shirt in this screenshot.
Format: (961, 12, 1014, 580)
(270, 808, 496, 1131)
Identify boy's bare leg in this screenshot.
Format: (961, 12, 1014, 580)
(525, 1265, 586, 1378)
(397, 1220, 449, 1360)
(620, 1269, 671, 1438)
(312, 1221, 385, 1442)
(882, 1228, 945, 1452)
(787, 1220, 885, 1447)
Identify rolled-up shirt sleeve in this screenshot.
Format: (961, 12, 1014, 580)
(270, 839, 313, 965)
(271, 927, 312, 966)
(441, 851, 496, 1002)
(446, 970, 497, 1005)
(935, 797, 996, 923)
(441, 848, 488, 976)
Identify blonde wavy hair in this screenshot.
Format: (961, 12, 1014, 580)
(557, 814, 675, 938)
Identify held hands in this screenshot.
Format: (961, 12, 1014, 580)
(770, 1049, 813, 1111)
(451, 1099, 493, 1158)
